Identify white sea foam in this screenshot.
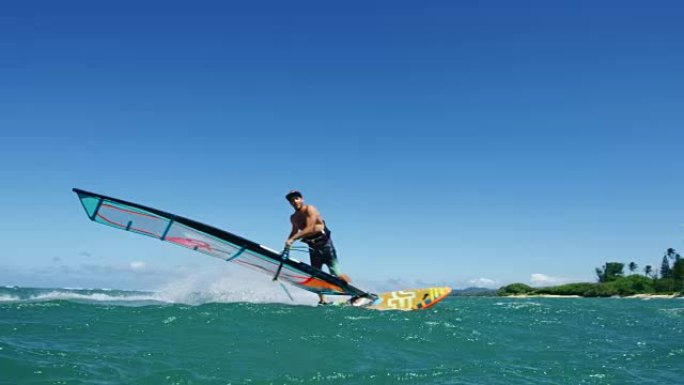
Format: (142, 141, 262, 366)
(3, 264, 344, 307)
(6, 283, 314, 307)
(28, 290, 167, 304)
(152, 267, 317, 306)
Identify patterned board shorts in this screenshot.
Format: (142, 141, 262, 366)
(308, 237, 341, 276)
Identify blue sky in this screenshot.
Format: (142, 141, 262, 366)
(1, 1, 683, 292)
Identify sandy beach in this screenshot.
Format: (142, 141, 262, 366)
(627, 294, 682, 299)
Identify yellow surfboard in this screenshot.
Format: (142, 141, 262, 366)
(364, 286, 452, 311)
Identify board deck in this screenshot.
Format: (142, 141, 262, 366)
(343, 286, 452, 311)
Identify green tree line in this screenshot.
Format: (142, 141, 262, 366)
(498, 248, 684, 297)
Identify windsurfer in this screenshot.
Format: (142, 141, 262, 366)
(284, 190, 351, 305)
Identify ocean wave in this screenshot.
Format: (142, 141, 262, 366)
(0, 294, 20, 302)
(0, 281, 317, 307)
(28, 290, 169, 304)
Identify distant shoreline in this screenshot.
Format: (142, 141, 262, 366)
(503, 294, 681, 299)
(504, 294, 581, 298)
(497, 276, 683, 298)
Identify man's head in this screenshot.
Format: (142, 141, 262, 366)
(285, 190, 303, 209)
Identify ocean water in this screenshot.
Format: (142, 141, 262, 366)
(0, 287, 682, 385)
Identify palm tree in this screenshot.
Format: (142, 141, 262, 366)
(595, 267, 606, 283)
(668, 248, 684, 290)
(644, 265, 653, 279)
(629, 262, 638, 274)
(666, 248, 681, 262)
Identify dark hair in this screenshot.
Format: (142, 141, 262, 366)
(285, 190, 302, 201)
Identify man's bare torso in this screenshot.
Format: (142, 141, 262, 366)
(290, 205, 325, 235)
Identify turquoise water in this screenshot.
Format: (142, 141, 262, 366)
(1, 287, 682, 384)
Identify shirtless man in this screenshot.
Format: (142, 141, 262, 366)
(284, 190, 350, 305)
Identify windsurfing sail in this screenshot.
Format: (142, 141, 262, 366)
(72, 188, 369, 297)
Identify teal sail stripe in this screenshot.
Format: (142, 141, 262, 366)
(226, 247, 246, 262)
(160, 218, 175, 240)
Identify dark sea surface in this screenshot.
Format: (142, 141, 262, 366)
(1, 287, 682, 384)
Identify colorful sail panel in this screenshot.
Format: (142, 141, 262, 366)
(73, 188, 367, 297)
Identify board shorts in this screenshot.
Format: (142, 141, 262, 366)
(306, 236, 342, 276)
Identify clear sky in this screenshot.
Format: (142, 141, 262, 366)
(1, 1, 683, 292)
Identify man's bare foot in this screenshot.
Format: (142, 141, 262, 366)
(339, 274, 352, 283)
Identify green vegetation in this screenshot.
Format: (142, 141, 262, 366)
(498, 248, 684, 297)
(497, 283, 534, 295)
(450, 287, 498, 296)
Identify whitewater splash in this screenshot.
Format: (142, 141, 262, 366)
(0, 294, 19, 302)
(0, 268, 323, 306)
(151, 268, 316, 306)
(0, 288, 164, 305)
